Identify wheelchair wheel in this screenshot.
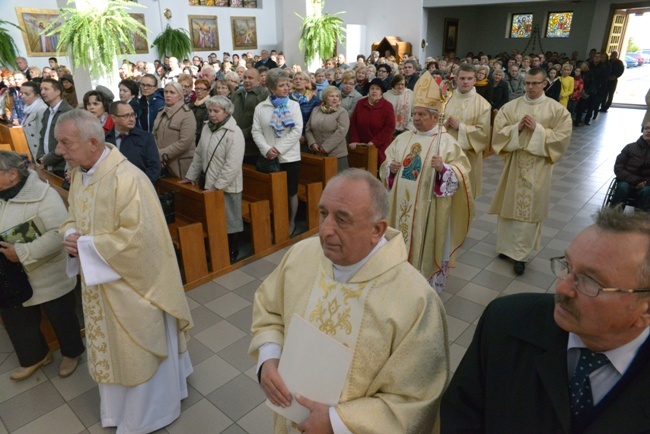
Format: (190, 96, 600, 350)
(602, 178, 617, 210)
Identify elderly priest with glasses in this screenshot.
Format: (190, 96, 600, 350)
(442, 208, 650, 433)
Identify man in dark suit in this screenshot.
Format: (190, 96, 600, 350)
(254, 50, 278, 69)
(36, 78, 73, 177)
(105, 101, 160, 184)
(442, 208, 650, 433)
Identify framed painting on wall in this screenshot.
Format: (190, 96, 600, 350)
(443, 18, 459, 55)
(189, 15, 220, 51)
(188, 0, 229, 5)
(15, 8, 63, 57)
(231, 16, 257, 50)
(243, 0, 257, 7)
(128, 13, 148, 54)
(229, 0, 243, 7)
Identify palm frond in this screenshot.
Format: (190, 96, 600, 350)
(151, 25, 192, 61)
(0, 20, 23, 69)
(41, 0, 148, 77)
(296, 9, 346, 66)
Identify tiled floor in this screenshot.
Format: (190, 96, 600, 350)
(0, 107, 646, 433)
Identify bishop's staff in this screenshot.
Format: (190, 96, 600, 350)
(418, 78, 453, 277)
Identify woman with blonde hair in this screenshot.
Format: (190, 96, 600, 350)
(153, 82, 196, 178)
(305, 85, 350, 172)
(474, 65, 492, 105)
(252, 69, 302, 235)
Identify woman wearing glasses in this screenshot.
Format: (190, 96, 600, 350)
(189, 78, 211, 144)
(138, 74, 165, 133)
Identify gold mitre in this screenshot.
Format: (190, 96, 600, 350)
(413, 71, 442, 112)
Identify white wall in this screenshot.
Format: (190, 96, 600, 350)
(1, 0, 277, 68)
(324, 0, 427, 63)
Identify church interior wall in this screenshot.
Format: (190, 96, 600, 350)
(1, 0, 277, 69)
(425, 1, 597, 60)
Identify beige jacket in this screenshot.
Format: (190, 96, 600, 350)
(305, 106, 350, 158)
(153, 100, 196, 179)
(0, 170, 76, 306)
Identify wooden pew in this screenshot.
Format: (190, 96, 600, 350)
(35, 167, 69, 207)
(298, 153, 338, 230)
(0, 124, 32, 159)
(157, 178, 230, 284)
(242, 165, 290, 244)
(348, 144, 378, 176)
(241, 199, 273, 254)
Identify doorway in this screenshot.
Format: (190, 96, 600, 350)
(606, 6, 650, 106)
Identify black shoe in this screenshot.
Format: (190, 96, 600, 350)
(514, 261, 526, 275)
(230, 250, 239, 263)
(584, 120, 591, 126)
(592, 113, 598, 120)
(599, 109, 608, 113)
(498, 253, 509, 260)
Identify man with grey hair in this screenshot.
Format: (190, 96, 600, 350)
(56, 109, 193, 434)
(380, 71, 473, 292)
(443, 207, 650, 433)
(250, 168, 449, 433)
(255, 49, 278, 69)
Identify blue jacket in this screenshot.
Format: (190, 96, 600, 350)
(138, 88, 165, 133)
(105, 127, 161, 183)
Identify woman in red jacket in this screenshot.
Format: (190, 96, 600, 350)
(349, 78, 396, 167)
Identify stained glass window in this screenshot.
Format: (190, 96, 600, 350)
(511, 14, 533, 38)
(546, 12, 573, 38)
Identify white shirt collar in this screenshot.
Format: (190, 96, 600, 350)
(568, 327, 650, 376)
(332, 236, 388, 283)
(49, 99, 63, 113)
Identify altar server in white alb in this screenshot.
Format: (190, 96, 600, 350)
(442, 64, 491, 198)
(489, 67, 572, 276)
(56, 109, 194, 434)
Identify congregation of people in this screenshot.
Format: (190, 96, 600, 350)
(2, 42, 650, 434)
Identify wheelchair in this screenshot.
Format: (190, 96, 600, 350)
(602, 178, 637, 210)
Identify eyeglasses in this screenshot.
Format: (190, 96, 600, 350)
(113, 112, 136, 119)
(140, 83, 156, 88)
(524, 81, 544, 86)
(181, 84, 192, 89)
(550, 256, 650, 297)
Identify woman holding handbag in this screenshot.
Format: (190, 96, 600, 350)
(182, 96, 245, 263)
(0, 151, 84, 381)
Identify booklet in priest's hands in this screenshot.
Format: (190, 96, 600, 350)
(266, 313, 353, 424)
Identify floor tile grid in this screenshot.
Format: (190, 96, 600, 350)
(0, 108, 644, 432)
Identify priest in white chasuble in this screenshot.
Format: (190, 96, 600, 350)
(488, 67, 572, 276)
(380, 71, 474, 293)
(55, 110, 194, 434)
(249, 169, 449, 434)
(443, 64, 492, 198)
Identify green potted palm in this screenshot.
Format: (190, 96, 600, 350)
(152, 25, 192, 61)
(296, 2, 346, 66)
(0, 20, 22, 69)
(42, 0, 148, 77)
